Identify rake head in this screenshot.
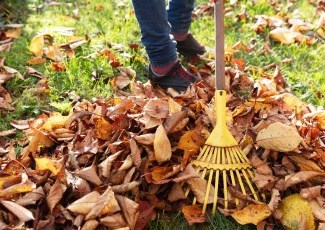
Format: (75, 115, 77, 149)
(186, 90, 263, 214)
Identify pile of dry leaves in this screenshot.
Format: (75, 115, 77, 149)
(1, 48, 325, 229)
(0, 1, 325, 230)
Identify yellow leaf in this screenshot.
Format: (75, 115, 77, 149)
(34, 157, 63, 176)
(178, 130, 202, 152)
(231, 204, 272, 225)
(270, 28, 296, 44)
(29, 35, 44, 57)
(279, 194, 315, 230)
(94, 118, 113, 140)
(41, 112, 70, 131)
(154, 125, 171, 163)
(256, 122, 303, 152)
(168, 97, 182, 114)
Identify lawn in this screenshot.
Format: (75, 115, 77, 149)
(0, 0, 324, 229)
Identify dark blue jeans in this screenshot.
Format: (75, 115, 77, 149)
(132, 0, 195, 67)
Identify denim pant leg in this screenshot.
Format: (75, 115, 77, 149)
(132, 0, 177, 67)
(167, 0, 195, 34)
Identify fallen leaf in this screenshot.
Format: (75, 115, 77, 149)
(116, 195, 139, 230)
(76, 163, 102, 185)
(231, 204, 272, 225)
(167, 183, 187, 202)
(85, 187, 120, 220)
(29, 35, 44, 57)
(181, 205, 207, 225)
(47, 179, 65, 213)
(34, 157, 63, 176)
(270, 28, 297, 44)
(153, 125, 172, 163)
(256, 122, 303, 152)
(135, 200, 156, 230)
(143, 98, 169, 119)
(309, 200, 325, 222)
(67, 191, 100, 215)
(81, 219, 99, 230)
(100, 213, 127, 229)
(187, 178, 214, 204)
(279, 194, 315, 230)
(289, 155, 322, 172)
(1, 200, 34, 222)
(284, 171, 324, 190)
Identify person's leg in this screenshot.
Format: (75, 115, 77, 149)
(167, 0, 205, 56)
(167, 0, 195, 39)
(132, 0, 199, 92)
(132, 0, 177, 69)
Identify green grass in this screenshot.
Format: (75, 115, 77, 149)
(0, 0, 324, 228)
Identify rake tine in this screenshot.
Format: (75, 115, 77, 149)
(212, 147, 221, 213)
(202, 146, 219, 213)
(225, 148, 239, 206)
(229, 148, 247, 196)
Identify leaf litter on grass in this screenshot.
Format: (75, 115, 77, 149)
(0, 0, 325, 229)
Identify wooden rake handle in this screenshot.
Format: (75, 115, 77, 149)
(214, 0, 225, 90)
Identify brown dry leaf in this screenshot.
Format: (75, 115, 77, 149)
(45, 45, 62, 61)
(143, 98, 169, 119)
(29, 35, 44, 57)
(100, 213, 127, 229)
(187, 178, 214, 204)
(284, 171, 324, 190)
(231, 204, 272, 225)
(76, 163, 102, 186)
(135, 200, 156, 230)
(300, 186, 322, 200)
(116, 195, 139, 230)
(67, 191, 100, 215)
(85, 187, 120, 220)
(51, 62, 66, 71)
(168, 97, 182, 114)
(134, 133, 155, 145)
(177, 130, 203, 153)
(111, 181, 141, 193)
(279, 194, 315, 230)
(0, 175, 21, 189)
(167, 183, 186, 202)
(114, 75, 131, 89)
(34, 157, 63, 176)
(0, 129, 16, 137)
(172, 164, 199, 182)
(118, 155, 133, 172)
(94, 117, 113, 140)
(99, 150, 123, 178)
(81, 219, 99, 230)
(268, 189, 281, 212)
(130, 139, 142, 168)
(16, 187, 45, 206)
(181, 205, 207, 225)
(289, 155, 323, 172)
(139, 114, 161, 129)
(309, 200, 325, 222)
(47, 179, 65, 213)
(256, 122, 303, 152)
(25, 131, 55, 155)
(154, 125, 172, 163)
(1, 200, 34, 222)
(251, 155, 273, 175)
(269, 28, 297, 44)
(27, 57, 46, 65)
